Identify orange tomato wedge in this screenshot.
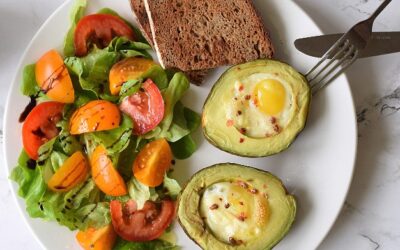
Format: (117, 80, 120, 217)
(35, 49, 74, 103)
(109, 57, 156, 95)
(133, 139, 172, 187)
(47, 151, 88, 192)
(70, 100, 120, 135)
(76, 224, 117, 250)
(90, 145, 127, 196)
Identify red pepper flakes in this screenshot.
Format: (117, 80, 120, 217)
(271, 117, 277, 124)
(226, 119, 234, 127)
(250, 188, 258, 194)
(237, 212, 247, 221)
(244, 94, 251, 100)
(238, 181, 248, 189)
(253, 98, 259, 106)
(239, 201, 244, 206)
(224, 203, 230, 209)
(239, 138, 245, 143)
(237, 110, 242, 116)
(229, 237, 243, 246)
(209, 204, 219, 210)
(273, 124, 280, 133)
(238, 85, 244, 92)
(239, 128, 247, 134)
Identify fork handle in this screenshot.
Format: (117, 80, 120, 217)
(368, 0, 392, 22)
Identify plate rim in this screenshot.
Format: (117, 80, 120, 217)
(2, 0, 358, 249)
(290, 2, 357, 248)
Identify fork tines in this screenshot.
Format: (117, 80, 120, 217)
(306, 37, 359, 94)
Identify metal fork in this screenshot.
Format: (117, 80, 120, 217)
(306, 0, 392, 94)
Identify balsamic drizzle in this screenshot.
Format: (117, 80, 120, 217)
(19, 95, 37, 123)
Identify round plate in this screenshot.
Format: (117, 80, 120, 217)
(4, 0, 357, 249)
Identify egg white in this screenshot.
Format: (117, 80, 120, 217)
(226, 73, 294, 138)
(199, 182, 269, 244)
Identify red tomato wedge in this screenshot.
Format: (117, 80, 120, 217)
(36, 50, 75, 103)
(22, 101, 64, 160)
(119, 79, 164, 135)
(76, 224, 117, 250)
(110, 199, 175, 242)
(74, 14, 135, 57)
(90, 145, 127, 196)
(47, 151, 88, 192)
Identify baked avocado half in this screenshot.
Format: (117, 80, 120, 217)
(202, 59, 311, 157)
(178, 163, 296, 250)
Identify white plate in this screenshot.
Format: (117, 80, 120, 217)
(3, 0, 357, 249)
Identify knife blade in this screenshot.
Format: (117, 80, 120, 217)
(295, 32, 400, 58)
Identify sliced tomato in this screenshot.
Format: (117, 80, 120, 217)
(70, 100, 120, 135)
(110, 199, 175, 242)
(109, 57, 156, 95)
(22, 101, 64, 160)
(76, 224, 117, 250)
(74, 14, 135, 57)
(90, 145, 127, 196)
(47, 151, 88, 192)
(133, 139, 172, 187)
(36, 49, 75, 103)
(119, 79, 164, 135)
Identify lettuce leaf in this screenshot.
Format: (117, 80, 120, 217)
(128, 178, 158, 209)
(64, 47, 120, 98)
(65, 37, 151, 100)
(11, 150, 109, 231)
(57, 120, 82, 155)
(160, 73, 190, 136)
(141, 65, 169, 90)
(119, 80, 141, 102)
(21, 64, 40, 97)
(170, 135, 197, 160)
(162, 175, 181, 200)
(37, 137, 58, 164)
(10, 150, 47, 217)
(64, 0, 87, 56)
(144, 73, 190, 140)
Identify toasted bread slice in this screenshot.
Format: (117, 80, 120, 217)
(129, 0, 208, 85)
(143, 0, 274, 71)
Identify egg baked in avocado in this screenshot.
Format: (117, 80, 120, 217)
(202, 59, 310, 157)
(177, 163, 296, 250)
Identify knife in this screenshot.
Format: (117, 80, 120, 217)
(295, 32, 400, 58)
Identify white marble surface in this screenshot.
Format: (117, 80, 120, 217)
(0, 0, 399, 249)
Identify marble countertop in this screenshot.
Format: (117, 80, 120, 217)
(0, 0, 399, 249)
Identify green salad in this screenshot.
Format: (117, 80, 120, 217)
(11, 0, 200, 249)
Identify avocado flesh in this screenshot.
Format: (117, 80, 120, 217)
(202, 59, 311, 157)
(178, 163, 296, 250)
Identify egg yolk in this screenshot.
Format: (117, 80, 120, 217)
(253, 79, 286, 116)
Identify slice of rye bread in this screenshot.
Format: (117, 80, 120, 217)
(129, 0, 208, 85)
(143, 0, 274, 72)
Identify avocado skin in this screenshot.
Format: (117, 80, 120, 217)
(177, 163, 297, 250)
(202, 59, 311, 158)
